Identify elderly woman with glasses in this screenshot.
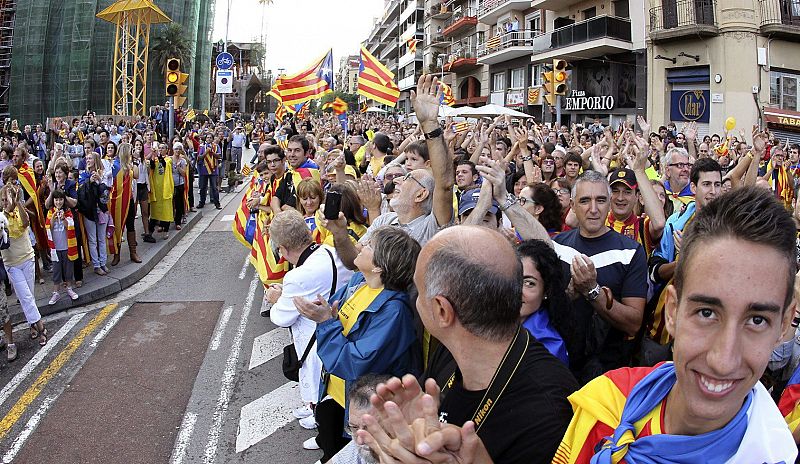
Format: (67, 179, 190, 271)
(294, 226, 421, 463)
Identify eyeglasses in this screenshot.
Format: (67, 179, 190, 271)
(552, 188, 570, 195)
(266, 158, 282, 164)
(517, 197, 536, 206)
(344, 423, 362, 436)
(384, 172, 403, 181)
(400, 172, 426, 190)
(668, 162, 693, 170)
(542, 159, 555, 165)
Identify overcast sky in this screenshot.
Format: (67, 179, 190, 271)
(212, 0, 385, 74)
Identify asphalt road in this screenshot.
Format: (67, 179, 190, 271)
(0, 146, 320, 464)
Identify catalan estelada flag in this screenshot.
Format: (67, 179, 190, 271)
(250, 218, 289, 285)
(779, 366, 800, 433)
(454, 122, 469, 133)
(275, 103, 288, 122)
(18, 162, 47, 248)
(106, 158, 133, 256)
(276, 134, 288, 150)
(294, 101, 310, 119)
(269, 50, 333, 106)
(407, 38, 419, 54)
(440, 82, 455, 106)
(232, 177, 258, 248)
(360, 101, 368, 114)
(323, 97, 348, 115)
(357, 45, 400, 107)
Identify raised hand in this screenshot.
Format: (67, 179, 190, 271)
(411, 75, 443, 124)
(637, 115, 651, 135)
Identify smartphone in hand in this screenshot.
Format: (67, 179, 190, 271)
(323, 191, 342, 220)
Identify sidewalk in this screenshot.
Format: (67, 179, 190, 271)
(9, 145, 255, 325)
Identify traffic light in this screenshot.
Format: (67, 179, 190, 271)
(541, 59, 569, 106)
(553, 59, 568, 96)
(165, 58, 189, 107)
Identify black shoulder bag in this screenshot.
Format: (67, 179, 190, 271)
(282, 248, 338, 382)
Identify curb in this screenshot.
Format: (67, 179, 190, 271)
(10, 210, 204, 325)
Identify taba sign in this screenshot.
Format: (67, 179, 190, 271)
(564, 90, 614, 111)
(670, 89, 710, 123)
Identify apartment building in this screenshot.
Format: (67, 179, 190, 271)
(396, 0, 426, 111)
(647, 0, 800, 143)
(438, 0, 490, 106)
(337, 55, 360, 95)
(527, 0, 646, 128)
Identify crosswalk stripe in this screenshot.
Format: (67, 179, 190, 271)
(202, 276, 259, 464)
(220, 214, 234, 222)
(238, 255, 250, 280)
(235, 381, 301, 453)
(248, 328, 290, 371)
(209, 306, 234, 351)
(0, 314, 85, 409)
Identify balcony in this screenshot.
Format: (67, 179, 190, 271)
(380, 42, 399, 61)
(381, 19, 399, 43)
(531, 15, 632, 62)
(401, 0, 422, 21)
(760, 0, 800, 41)
(443, 8, 478, 37)
(649, 0, 718, 43)
(478, 30, 535, 65)
(428, 33, 450, 48)
(398, 50, 423, 69)
(426, 2, 452, 20)
(455, 95, 488, 106)
(531, 0, 583, 10)
(478, 0, 533, 25)
(443, 45, 479, 72)
(398, 74, 422, 91)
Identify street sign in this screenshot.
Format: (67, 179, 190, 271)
(217, 70, 233, 94)
(216, 52, 234, 70)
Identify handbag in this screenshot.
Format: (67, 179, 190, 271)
(281, 248, 338, 382)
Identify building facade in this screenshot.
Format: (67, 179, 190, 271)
(440, 0, 490, 106)
(7, 0, 215, 125)
(337, 55, 360, 95)
(647, 0, 800, 144)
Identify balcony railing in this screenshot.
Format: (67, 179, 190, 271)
(427, 2, 452, 19)
(477, 30, 535, 58)
(760, 0, 800, 38)
(532, 15, 631, 54)
(478, 0, 529, 21)
(443, 45, 479, 71)
(649, 0, 718, 40)
(443, 8, 478, 36)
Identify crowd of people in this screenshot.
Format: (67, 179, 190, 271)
(0, 108, 257, 363)
(231, 74, 800, 463)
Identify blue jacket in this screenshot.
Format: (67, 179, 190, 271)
(316, 272, 419, 418)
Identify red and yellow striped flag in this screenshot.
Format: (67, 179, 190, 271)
(295, 101, 310, 119)
(268, 50, 333, 106)
(323, 97, 349, 115)
(357, 46, 400, 107)
(275, 103, 287, 122)
(440, 82, 455, 106)
(106, 158, 132, 256)
(407, 38, 420, 54)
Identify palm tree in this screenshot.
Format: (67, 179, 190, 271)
(150, 23, 192, 72)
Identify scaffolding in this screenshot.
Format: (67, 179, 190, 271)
(0, 0, 15, 118)
(97, 0, 171, 117)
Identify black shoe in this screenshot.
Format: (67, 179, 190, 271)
(215, 204, 222, 210)
(197, 203, 205, 208)
(143, 234, 157, 243)
(260, 300, 272, 318)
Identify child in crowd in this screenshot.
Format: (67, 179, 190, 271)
(45, 189, 79, 304)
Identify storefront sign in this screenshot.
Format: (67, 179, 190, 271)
(670, 89, 709, 123)
(765, 107, 800, 129)
(506, 90, 525, 108)
(564, 90, 614, 111)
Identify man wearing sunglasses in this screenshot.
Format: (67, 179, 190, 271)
(663, 147, 695, 211)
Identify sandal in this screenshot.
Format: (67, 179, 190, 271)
(30, 325, 39, 339)
(39, 330, 47, 346)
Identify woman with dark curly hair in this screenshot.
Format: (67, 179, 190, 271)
(517, 239, 573, 365)
(518, 183, 563, 237)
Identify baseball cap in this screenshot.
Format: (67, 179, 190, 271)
(458, 188, 499, 216)
(609, 168, 638, 190)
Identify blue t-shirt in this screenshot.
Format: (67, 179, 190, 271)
(553, 228, 647, 382)
(522, 309, 569, 365)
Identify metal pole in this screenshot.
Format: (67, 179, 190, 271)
(221, 0, 232, 123)
(555, 95, 562, 127)
(169, 96, 175, 140)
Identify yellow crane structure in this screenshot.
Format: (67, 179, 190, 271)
(96, 0, 171, 116)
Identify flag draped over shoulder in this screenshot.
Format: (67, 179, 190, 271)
(357, 46, 400, 107)
(18, 163, 47, 248)
(779, 366, 800, 433)
(232, 177, 258, 248)
(107, 158, 132, 255)
(268, 50, 334, 106)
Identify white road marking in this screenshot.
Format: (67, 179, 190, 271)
(235, 381, 301, 453)
(2, 395, 57, 463)
(248, 328, 290, 371)
(209, 306, 234, 351)
(238, 255, 250, 280)
(202, 276, 259, 464)
(88, 305, 130, 348)
(0, 314, 85, 408)
(170, 411, 198, 464)
(220, 214, 234, 222)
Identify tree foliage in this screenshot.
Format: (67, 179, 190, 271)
(150, 23, 193, 72)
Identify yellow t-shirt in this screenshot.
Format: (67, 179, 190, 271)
(314, 210, 367, 247)
(326, 284, 384, 407)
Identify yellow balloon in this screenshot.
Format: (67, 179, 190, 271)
(724, 117, 736, 131)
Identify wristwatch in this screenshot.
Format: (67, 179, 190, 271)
(499, 193, 516, 211)
(521, 155, 533, 162)
(586, 284, 602, 301)
(424, 127, 443, 140)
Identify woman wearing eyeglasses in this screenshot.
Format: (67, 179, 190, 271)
(518, 183, 563, 237)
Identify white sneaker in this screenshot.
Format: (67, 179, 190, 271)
(298, 415, 317, 430)
(302, 437, 320, 450)
(48, 292, 61, 305)
(292, 404, 312, 419)
(66, 287, 79, 300)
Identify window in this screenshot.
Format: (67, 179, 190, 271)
(771, 71, 800, 111)
(613, 0, 630, 19)
(583, 7, 596, 20)
(527, 12, 541, 33)
(492, 72, 505, 92)
(510, 67, 525, 89)
(530, 64, 543, 87)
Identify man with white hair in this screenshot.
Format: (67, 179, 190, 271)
(663, 147, 695, 211)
